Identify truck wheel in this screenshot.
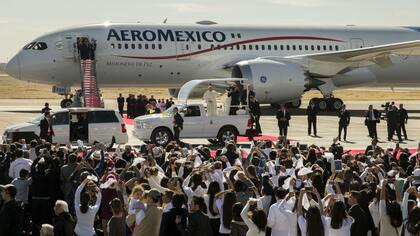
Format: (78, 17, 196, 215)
(60, 99, 72, 108)
(217, 127, 238, 145)
(151, 128, 172, 146)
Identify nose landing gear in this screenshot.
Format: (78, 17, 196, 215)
(309, 97, 343, 111)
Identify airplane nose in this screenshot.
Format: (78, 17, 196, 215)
(5, 54, 21, 79)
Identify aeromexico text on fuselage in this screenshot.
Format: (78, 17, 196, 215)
(107, 29, 228, 43)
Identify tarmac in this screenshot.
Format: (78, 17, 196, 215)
(0, 99, 419, 150)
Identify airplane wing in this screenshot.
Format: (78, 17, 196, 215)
(278, 39, 420, 76)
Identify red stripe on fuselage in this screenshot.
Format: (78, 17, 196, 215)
(114, 36, 344, 60)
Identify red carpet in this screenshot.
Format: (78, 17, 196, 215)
(123, 115, 134, 125)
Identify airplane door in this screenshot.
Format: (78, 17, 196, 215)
(51, 111, 70, 143)
(62, 35, 77, 59)
(350, 38, 364, 49)
(176, 42, 192, 60)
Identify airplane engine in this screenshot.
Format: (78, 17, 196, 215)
(232, 58, 307, 104)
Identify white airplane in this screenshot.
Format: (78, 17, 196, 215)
(5, 21, 420, 110)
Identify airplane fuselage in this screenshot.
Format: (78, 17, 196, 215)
(6, 23, 420, 90)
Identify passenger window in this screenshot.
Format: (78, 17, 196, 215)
(286, 45, 290, 50)
(335, 45, 339, 50)
(317, 45, 321, 50)
(158, 44, 162, 49)
(292, 45, 296, 50)
(249, 45, 253, 50)
(243, 45, 246, 50)
(274, 45, 278, 50)
(311, 45, 315, 50)
(145, 44, 149, 49)
(298, 45, 302, 50)
(223, 45, 227, 50)
(198, 44, 202, 50)
(305, 45, 308, 50)
(230, 45, 234, 50)
(255, 45, 259, 50)
(118, 43, 122, 49)
(323, 45, 327, 50)
(184, 106, 201, 117)
(110, 43, 115, 49)
(261, 45, 265, 50)
(52, 112, 69, 126)
(138, 44, 142, 49)
(236, 45, 240, 50)
(88, 111, 119, 123)
(267, 45, 271, 50)
(280, 45, 284, 50)
(152, 44, 156, 49)
(329, 45, 333, 51)
(131, 44, 135, 49)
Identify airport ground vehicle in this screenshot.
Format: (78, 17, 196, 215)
(133, 104, 250, 146)
(2, 108, 128, 144)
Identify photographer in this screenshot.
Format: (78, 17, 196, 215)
(74, 176, 102, 236)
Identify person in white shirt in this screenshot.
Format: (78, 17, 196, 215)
(267, 188, 292, 236)
(182, 171, 207, 206)
(324, 201, 354, 236)
(203, 86, 219, 116)
(74, 177, 102, 236)
(8, 149, 33, 179)
(240, 199, 267, 236)
(379, 179, 403, 236)
(297, 188, 327, 236)
(203, 182, 221, 235)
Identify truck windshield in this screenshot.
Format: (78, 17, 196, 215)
(30, 114, 45, 124)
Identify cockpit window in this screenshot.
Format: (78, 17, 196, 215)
(32, 42, 48, 50)
(23, 42, 36, 50)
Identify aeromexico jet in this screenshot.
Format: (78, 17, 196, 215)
(5, 21, 420, 109)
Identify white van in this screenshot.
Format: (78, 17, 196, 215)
(2, 108, 128, 144)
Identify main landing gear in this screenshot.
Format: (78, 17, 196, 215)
(309, 97, 343, 111)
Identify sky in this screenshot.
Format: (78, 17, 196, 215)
(1, 0, 420, 62)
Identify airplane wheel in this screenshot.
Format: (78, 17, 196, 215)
(329, 98, 343, 111)
(60, 99, 72, 108)
(317, 99, 328, 111)
(289, 99, 302, 109)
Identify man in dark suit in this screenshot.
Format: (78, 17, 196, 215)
(364, 138, 383, 156)
(364, 105, 380, 139)
(117, 93, 124, 116)
(387, 106, 402, 142)
(248, 95, 262, 134)
(276, 104, 291, 138)
(228, 86, 241, 115)
(306, 102, 318, 136)
(338, 104, 350, 141)
(176, 196, 213, 236)
(41, 102, 51, 114)
(399, 103, 408, 140)
(39, 112, 54, 143)
(348, 191, 371, 236)
(159, 193, 188, 236)
(173, 107, 184, 143)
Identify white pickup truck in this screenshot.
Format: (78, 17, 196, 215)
(132, 104, 250, 146)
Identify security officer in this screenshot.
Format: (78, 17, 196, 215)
(228, 85, 241, 115)
(364, 105, 380, 139)
(399, 104, 408, 140)
(41, 102, 51, 114)
(117, 93, 124, 116)
(249, 95, 262, 134)
(306, 101, 318, 136)
(338, 104, 350, 141)
(39, 111, 54, 142)
(276, 104, 291, 138)
(387, 106, 403, 142)
(173, 107, 184, 143)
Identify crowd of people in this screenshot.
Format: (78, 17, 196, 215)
(0, 133, 420, 236)
(117, 94, 174, 118)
